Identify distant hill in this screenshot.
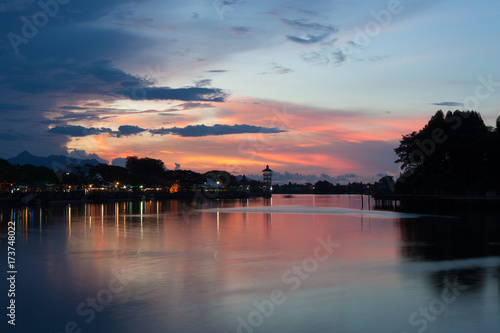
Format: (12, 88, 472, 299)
(8, 151, 103, 172)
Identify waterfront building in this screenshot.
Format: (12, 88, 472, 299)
(262, 165, 273, 193)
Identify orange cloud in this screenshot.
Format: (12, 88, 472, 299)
(58, 95, 426, 177)
(252, 151, 358, 172)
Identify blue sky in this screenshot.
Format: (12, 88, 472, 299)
(1, 0, 499, 182)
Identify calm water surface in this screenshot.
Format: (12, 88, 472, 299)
(1, 195, 499, 333)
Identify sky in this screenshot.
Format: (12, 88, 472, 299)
(1, 0, 500, 183)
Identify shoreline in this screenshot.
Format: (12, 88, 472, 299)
(372, 194, 500, 213)
(0, 190, 270, 207)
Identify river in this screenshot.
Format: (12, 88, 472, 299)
(1, 195, 499, 333)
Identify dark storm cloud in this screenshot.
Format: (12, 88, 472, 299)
(0, 0, 33, 12)
(0, 131, 31, 141)
(0, 56, 228, 102)
(1, 0, 152, 57)
(0, 0, 234, 157)
(111, 5, 175, 31)
(0, 58, 136, 95)
(0, 0, 146, 23)
(0, 103, 30, 110)
(20, 26, 153, 60)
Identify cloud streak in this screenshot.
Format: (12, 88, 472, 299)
(0, 103, 30, 110)
(282, 18, 338, 45)
(431, 102, 464, 107)
(259, 62, 294, 75)
(123, 86, 228, 102)
(0, 57, 229, 102)
(280, 18, 338, 33)
(49, 124, 286, 138)
(48, 126, 114, 137)
(151, 124, 287, 137)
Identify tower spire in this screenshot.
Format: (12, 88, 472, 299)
(262, 165, 273, 193)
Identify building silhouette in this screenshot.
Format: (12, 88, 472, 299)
(262, 165, 273, 193)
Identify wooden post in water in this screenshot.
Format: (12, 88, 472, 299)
(367, 184, 370, 210)
(361, 181, 364, 210)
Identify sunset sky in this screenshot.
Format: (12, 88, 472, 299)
(1, 0, 500, 182)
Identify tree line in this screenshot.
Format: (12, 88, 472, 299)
(0, 155, 261, 190)
(0, 159, 58, 185)
(394, 110, 500, 195)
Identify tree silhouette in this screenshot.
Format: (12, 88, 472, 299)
(395, 110, 497, 195)
(0, 159, 58, 185)
(126, 156, 165, 177)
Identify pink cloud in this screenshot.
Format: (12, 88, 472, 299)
(63, 96, 430, 179)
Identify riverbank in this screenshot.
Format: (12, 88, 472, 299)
(0, 190, 270, 206)
(372, 194, 500, 214)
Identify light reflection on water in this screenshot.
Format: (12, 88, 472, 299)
(0, 195, 499, 333)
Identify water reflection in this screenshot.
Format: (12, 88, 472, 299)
(399, 216, 500, 261)
(0, 195, 498, 333)
(398, 214, 500, 327)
